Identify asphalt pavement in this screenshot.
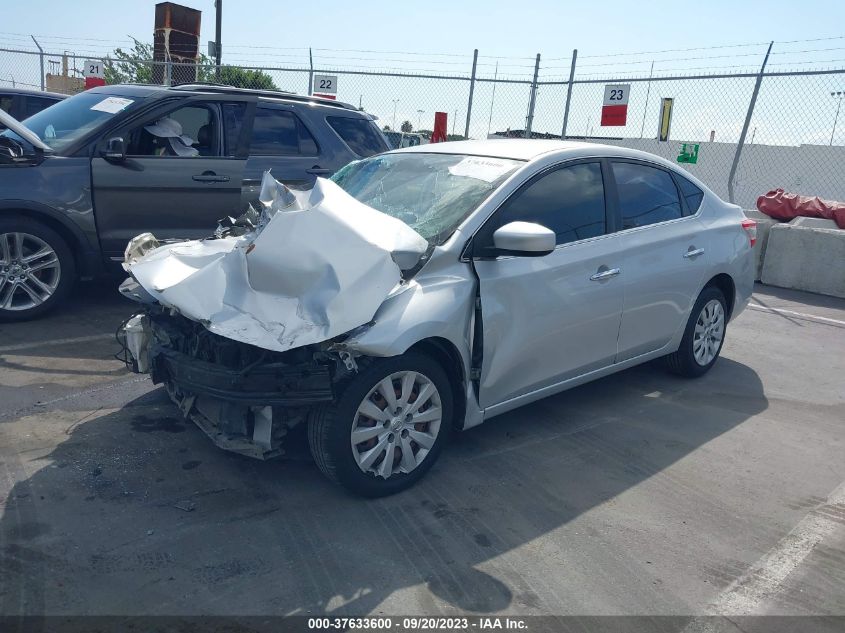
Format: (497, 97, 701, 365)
(0, 280, 843, 618)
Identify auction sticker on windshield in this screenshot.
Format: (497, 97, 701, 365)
(448, 157, 516, 183)
(90, 97, 134, 114)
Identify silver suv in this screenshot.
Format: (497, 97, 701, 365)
(122, 140, 756, 497)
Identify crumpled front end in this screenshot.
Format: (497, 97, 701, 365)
(121, 307, 347, 459)
(118, 172, 429, 459)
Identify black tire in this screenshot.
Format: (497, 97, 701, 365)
(308, 352, 453, 497)
(665, 286, 728, 378)
(0, 217, 76, 322)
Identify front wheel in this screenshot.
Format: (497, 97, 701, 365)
(0, 217, 76, 321)
(308, 352, 453, 497)
(665, 286, 727, 378)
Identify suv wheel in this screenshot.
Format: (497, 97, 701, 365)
(665, 286, 727, 378)
(308, 352, 452, 497)
(0, 217, 75, 321)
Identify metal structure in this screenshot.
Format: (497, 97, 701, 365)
(2, 45, 844, 208)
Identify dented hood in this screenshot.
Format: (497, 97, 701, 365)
(125, 174, 429, 352)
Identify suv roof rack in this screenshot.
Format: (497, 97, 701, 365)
(170, 83, 359, 111)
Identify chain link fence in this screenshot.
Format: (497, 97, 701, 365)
(2, 46, 844, 209)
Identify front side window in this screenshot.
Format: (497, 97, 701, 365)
(249, 107, 318, 156)
(127, 104, 217, 157)
(327, 116, 390, 157)
(489, 162, 607, 247)
(331, 153, 522, 245)
(612, 162, 683, 229)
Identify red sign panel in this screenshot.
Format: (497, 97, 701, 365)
(313, 93, 336, 100)
(600, 104, 628, 126)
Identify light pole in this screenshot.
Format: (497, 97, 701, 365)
(392, 99, 400, 131)
(831, 91, 844, 146)
(416, 109, 424, 131)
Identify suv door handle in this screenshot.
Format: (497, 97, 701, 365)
(590, 267, 621, 281)
(306, 166, 333, 175)
(192, 171, 230, 183)
(683, 247, 705, 259)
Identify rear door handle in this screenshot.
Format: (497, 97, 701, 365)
(683, 248, 705, 259)
(192, 171, 230, 183)
(590, 268, 621, 281)
(306, 166, 333, 175)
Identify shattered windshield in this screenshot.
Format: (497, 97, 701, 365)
(330, 152, 523, 244)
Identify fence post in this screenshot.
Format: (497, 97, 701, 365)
(308, 48, 314, 96)
(30, 36, 45, 91)
(727, 41, 773, 204)
(560, 49, 577, 139)
(525, 53, 541, 138)
(464, 49, 478, 139)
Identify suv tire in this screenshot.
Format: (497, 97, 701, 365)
(308, 352, 452, 497)
(0, 217, 76, 321)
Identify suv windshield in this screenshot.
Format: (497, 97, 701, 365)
(331, 152, 522, 244)
(0, 92, 138, 152)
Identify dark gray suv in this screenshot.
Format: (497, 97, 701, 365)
(0, 83, 389, 320)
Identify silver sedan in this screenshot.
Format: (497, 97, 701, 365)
(124, 140, 757, 497)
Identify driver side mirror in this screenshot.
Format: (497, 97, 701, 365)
(101, 136, 126, 163)
(492, 221, 556, 257)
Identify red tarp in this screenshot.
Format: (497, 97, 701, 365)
(757, 189, 845, 229)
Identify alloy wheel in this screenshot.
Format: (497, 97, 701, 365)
(693, 298, 724, 366)
(350, 371, 443, 479)
(0, 232, 62, 312)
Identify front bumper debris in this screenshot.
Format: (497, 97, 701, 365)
(120, 309, 338, 459)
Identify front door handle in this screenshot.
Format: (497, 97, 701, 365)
(590, 267, 621, 281)
(306, 166, 333, 175)
(683, 247, 705, 259)
(192, 171, 230, 183)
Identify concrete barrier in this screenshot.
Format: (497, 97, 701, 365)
(761, 217, 845, 299)
(743, 209, 781, 281)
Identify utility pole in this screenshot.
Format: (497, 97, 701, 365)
(830, 91, 844, 146)
(214, 0, 222, 67)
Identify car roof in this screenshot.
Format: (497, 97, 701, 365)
(392, 138, 692, 172)
(83, 83, 362, 113)
(0, 87, 67, 100)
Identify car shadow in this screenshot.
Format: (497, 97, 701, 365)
(0, 356, 767, 616)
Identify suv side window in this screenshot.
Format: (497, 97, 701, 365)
(249, 107, 318, 156)
(487, 162, 607, 248)
(327, 116, 390, 157)
(127, 104, 218, 157)
(24, 97, 57, 119)
(1, 95, 14, 115)
(612, 162, 683, 229)
(676, 174, 704, 214)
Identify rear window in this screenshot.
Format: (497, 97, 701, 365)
(327, 116, 389, 157)
(676, 174, 704, 214)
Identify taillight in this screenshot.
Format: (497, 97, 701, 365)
(741, 218, 757, 247)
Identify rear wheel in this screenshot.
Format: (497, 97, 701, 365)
(665, 286, 727, 378)
(0, 217, 75, 321)
(308, 352, 452, 497)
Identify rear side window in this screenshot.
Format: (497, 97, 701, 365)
(676, 174, 704, 214)
(327, 116, 389, 157)
(249, 107, 319, 156)
(612, 162, 682, 229)
(492, 162, 606, 246)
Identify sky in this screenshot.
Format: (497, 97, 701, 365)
(2, 0, 844, 143)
